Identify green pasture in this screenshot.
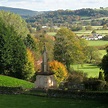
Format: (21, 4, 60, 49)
(88, 40, 108, 46)
(99, 50, 107, 58)
(71, 64, 100, 78)
(0, 95, 107, 108)
(92, 26, 102, 29)
(75, 30, 92, 36)
(96, 29, 108, 35)
(0, 75, 34, 89)
(47, 32, 56, 36)
(75, 28, 108, 36)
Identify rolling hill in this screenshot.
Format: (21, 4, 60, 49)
(0, 6, 39, 17)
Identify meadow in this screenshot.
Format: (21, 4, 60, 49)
(0, 95, 107, 108)
(71, 64, 100, 78)
(88, 40, 108, 46)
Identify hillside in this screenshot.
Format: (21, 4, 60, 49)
(0, 6, 38, 17)
(0, 75, 34, 89)
(26, 8, 108, 27)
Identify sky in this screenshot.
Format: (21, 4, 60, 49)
(0, 0, 107, 11)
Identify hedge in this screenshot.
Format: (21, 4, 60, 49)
(47, 89, 108, 100)
(0, 86, 23, 94)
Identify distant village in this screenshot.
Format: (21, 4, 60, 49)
(81, 33, 103, 40)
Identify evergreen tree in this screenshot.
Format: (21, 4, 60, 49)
(101, 46, 108, 81)
(0, 19, 27, 79)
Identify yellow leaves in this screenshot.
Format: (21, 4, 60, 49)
(49, 60, 68, 84)
(23, 48, 35, 80)
(27, 48, 35, 64)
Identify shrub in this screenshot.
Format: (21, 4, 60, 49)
(98, 71, 105, 81)
(49, 60, 68, 85)
(67, 70, 87, 84)
(84, 78, 106, 91)
(60, 70, 87, 90)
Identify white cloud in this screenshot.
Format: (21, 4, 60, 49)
(0, 0, 107, 11)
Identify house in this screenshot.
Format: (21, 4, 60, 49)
(81, 34, 103, 40)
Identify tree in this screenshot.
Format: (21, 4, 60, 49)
(70, 24, 82, 31)
(0, 19, 27, 79)
(101, 46, 108, 81)
(0, 11, 29, 38)
(49, 60, 68, 84)
(22, 49, 35, 80)
(91, 30, 96, 34)
(85, 25, 93, 30)
(54, 28, 85, 70)
(85, 46, 100, 64)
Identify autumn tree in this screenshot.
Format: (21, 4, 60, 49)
(22, 49, 35, 80)
(49, 60, 68, 84)
(24, 33, 44, 72)
(54, 28, 85, 70)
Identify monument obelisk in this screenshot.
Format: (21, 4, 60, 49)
(35, 43, 57, 89)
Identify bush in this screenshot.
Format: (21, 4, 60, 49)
(104, 82, 108, 90)
(67, 70, 87, 84)
(0, 86, 23, 94)
(49, 60, 68, 85)
(59, 70, 87, 90)
(84, 78, 106, 91)
(47, 89, 108, 100)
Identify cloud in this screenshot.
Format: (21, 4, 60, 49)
(0, 0, 107, 11)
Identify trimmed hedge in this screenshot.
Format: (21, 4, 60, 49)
(47, 89, 108, 100)
(0, 86, 23, 94)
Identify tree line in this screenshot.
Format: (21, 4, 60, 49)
(26, 8, 108, 30)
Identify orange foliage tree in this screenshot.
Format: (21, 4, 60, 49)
(49, 60, 68, 84)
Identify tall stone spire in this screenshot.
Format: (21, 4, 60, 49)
(41, 43, 48, 73)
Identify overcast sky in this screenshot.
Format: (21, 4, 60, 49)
(0, 0, 107, 11)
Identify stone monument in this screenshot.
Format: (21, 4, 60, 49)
(35, 43, 57, 89)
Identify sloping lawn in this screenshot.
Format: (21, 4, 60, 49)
(0, 75, 34, 89)
(0, 95, 107, 108)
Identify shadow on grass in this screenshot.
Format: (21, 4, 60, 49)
(78, 66, 98, 69)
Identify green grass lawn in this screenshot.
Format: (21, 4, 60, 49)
(88, 40, 108, 46)
(0, 75, 34, 89)
(0, 95, 107, 108)
(71, 64, 100, 78)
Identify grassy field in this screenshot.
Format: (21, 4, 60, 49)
(0, 95, 107, 108)
(88, 40, 108, 46)
(75, 28, 108, 36)
(47, 32, 56, 36)
(99, 50, 107, 58)
(0, 75, 34, 89)
(71, 64, 100, 78)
